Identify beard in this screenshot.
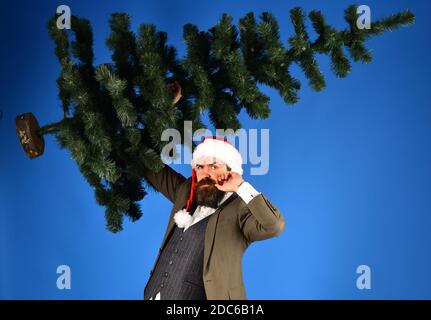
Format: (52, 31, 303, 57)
(195, 177, 226, 209)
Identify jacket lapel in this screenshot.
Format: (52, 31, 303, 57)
(203, 193, 238, 273)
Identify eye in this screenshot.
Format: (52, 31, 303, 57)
(195, 164, 203, 170)
(210, 164, 218, 170)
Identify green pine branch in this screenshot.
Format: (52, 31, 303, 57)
(42, 5, 414, 232)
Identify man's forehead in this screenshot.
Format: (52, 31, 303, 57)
(194, 156, 225, 165)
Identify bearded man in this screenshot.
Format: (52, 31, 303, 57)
(143, 136, 285, 300)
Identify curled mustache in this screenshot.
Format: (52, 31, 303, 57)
(196, 177, 217, 188)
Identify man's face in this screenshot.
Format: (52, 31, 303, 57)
(193, 156, 229, 208)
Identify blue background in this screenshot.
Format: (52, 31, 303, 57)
(1, 0, 430, 299)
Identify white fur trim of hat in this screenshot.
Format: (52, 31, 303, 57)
(191, 137, 243, 175)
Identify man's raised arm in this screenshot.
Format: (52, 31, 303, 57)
(142, 165, 186, 204)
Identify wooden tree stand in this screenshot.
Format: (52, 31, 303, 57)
(16, 112, 45, 159)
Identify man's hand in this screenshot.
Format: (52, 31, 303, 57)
(215, 172, 244, 192)
(169, 80, 182, 106)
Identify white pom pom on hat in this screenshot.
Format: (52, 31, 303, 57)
(173, 209, 194, 228)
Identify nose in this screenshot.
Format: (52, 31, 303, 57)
(198, 174, 211, 185)
(203, 165, 212, 176)
(202, 172, 211, 180)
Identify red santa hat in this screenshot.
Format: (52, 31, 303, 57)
(174, 136, 243, 228)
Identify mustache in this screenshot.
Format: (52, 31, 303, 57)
(196, 177, 217, 188)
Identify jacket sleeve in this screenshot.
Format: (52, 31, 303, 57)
(142, 164, 187, 204)
(238, 194, 286, 243)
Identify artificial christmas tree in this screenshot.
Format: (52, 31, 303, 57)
(16, 5, 415, 232)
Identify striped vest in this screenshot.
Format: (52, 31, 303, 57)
(144, 214, 210, 300)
